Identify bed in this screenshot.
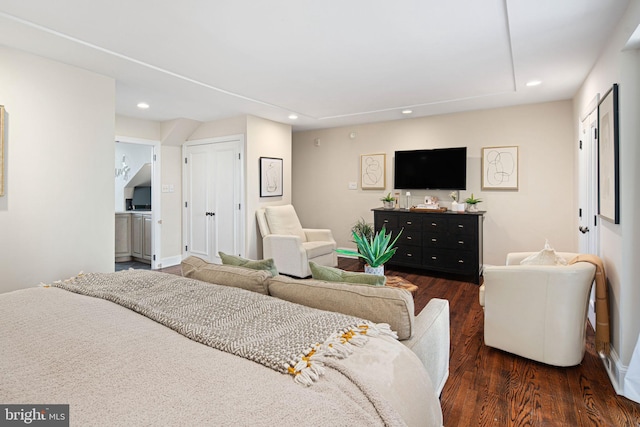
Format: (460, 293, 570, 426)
(0, 269, 446, 426)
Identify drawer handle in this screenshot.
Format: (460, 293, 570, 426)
(458, 260, 465, 264)
(458, 224, 464, 228)
(431, 256, 437, 260)
(407, 253, 413, 257)
(384, 220, 389, 223)
(406, 236, 412, 240)
(431, 222, 437, 226)
(458, 240, 464, 244)
(406, 221, 412, 225)
(431, 238, 437, 242)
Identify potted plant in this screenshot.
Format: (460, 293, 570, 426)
(336, 226, 402, 276)
(380, 192, 395, 209)
(464, 193, 482, 212)
(351, 217, 374, 241)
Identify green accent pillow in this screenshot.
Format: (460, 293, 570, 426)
(309, 262, 386, 286)
(219, 252, 279, 277)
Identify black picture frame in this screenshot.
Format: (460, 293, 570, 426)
(597, 83, 620, 224)
(259, 157, 283, 197)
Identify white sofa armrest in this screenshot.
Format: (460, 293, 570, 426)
(402, 298, 450, 396)
(303, 228, 335, 242)
(506, 251, 578, 265)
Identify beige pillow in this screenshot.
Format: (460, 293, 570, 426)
(520, 240, 568, 266)
(181, 256, 271, 295)
(266, 275, 414, 340)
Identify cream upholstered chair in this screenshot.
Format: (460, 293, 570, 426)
(256, 205, 337, 278)
(479, 252, 596, 367)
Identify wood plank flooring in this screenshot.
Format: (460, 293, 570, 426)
(336, 258, 640, 427)
(160, 259, 640, 426)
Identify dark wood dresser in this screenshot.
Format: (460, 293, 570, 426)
(372, 208, 484, 284)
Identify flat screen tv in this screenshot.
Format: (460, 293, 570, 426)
(394, 147, 467, 190)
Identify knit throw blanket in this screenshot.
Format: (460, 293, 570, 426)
(50, 270, 396, 386)
(570, 254, 610, 355)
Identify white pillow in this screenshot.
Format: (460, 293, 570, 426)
(520, 240, 568, 266)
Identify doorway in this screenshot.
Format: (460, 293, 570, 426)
(115, 137, 161, 269)
(183, 136, 244, 264)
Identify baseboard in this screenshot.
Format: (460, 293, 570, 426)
(602, 345, 626, 395)
(157, 255, 182, 269)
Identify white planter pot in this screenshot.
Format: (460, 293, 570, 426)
(364, 264, 385, 276)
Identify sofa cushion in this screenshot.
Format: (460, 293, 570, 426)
(264, 205, 306, 242)
(266, 275, 414, 340)
(309, 262, 386, 286)
(219, 252, 278, 277)
(181, 256, 271, 295)
(520, 240, 568, 266)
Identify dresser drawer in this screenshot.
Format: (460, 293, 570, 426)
(399, 229, 421, 246)
(394, 245, 422, 264)
(448, 217, 476, 235)
(423, 217, 448, 233)
(423, 232, 447, 249)
(423, 248, 476, 273)
(397, 214, 422, 231)
(376, 213, 398, 229)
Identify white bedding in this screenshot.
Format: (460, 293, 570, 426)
(0, 284, 443, 426)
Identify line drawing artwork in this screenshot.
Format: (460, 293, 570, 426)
(482, 146, 518, 190)
(360, 153, 385, 189)
(260, 157, 283, 197)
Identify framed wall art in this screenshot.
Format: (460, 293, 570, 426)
(481, 146, 518, 190)
(597, 83, 619, 224)
(360, 153, 386, 190)
(260, 157, 283, 197)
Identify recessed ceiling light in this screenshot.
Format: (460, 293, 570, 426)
(288, 114, 298, 120)
(402, 109, 413, 115)
(137, 102, 150, 109)
(526, 80, 542, 87)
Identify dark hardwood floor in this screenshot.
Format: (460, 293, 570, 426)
(159, 259, 640, 426)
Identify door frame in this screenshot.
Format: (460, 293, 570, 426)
(182, 134, 245, 261)
(115, 135, 162, 269)
(578, 95, 600, 328)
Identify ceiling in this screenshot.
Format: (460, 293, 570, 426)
(0, 0, 630, 131)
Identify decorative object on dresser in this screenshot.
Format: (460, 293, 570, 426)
(373, 208, 484, 284)
(464, 193, 482, 212)
(380, 192, 395, 209)
(336, 226, 403, 276)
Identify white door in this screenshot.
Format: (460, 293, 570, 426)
(184, 138, 244, 264)
(578, 108, 599, 327)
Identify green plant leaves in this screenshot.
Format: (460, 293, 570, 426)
(336, 226, 402, 267)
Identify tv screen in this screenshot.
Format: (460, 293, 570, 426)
(394, 147, 467, 190)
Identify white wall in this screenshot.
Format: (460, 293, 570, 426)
(247, 115, 292, 259)
(187, 115, 292, 260)
(292, 100, 576, 266)
(0, 46, 115, 293)
(573, 0, 640, 393)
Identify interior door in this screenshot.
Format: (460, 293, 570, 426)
(184, 138, 243, 264)
(578, 109, 599, 328)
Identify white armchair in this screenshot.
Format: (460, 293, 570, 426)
(479, 252, 596, 366)
(256, 205, 337, 278)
